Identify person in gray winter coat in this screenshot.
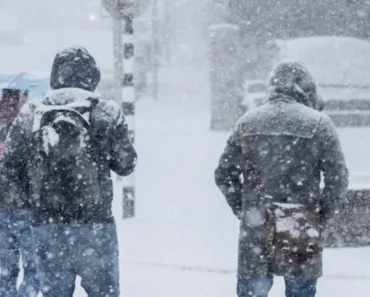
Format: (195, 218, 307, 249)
(1, 46, 137, 297)
(215, 61, 349, 297)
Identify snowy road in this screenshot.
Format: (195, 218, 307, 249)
(3, 30, 370, 296)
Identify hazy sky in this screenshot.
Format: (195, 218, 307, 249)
(0, 0, 209, 64)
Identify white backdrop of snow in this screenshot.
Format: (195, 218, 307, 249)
(278, 36, 370, 87)
(8, 40, 370, 297)
(3, 12, 370, 297)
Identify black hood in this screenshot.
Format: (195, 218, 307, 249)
(268, 61, 321, 109)
(50, 46, 101, 92)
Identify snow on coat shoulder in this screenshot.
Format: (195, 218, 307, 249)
(43, 87, 101, 106)
(32, 88, 101, 133)
(93, 99, 125, 126)
(13, 87, 126, 145)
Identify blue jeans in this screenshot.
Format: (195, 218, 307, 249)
(0, 209, 40, 297)
(33, 222, 120, 297)
(237, 276, 317, 297)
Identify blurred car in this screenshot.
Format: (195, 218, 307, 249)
(0, 72, 50, 100)
(0, 72, 50, 154)
(240, 36, 370, 127)
(0, 87, 29, 154)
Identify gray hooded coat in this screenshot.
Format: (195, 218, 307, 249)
(0, 46, 137, 224)
(215, 62, 349, 278)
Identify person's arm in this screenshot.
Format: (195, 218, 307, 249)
(108, 103, 137, 176)
(215, 125, 245, 218)
(318, 116, 349, 222)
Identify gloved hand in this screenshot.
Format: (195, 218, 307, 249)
(319, 207, 339, 232)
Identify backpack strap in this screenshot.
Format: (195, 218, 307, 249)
(86, 97, 99, 130)
(237, 124, 250, 155)
(85, 98, 99, 162)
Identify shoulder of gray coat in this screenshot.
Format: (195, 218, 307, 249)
(18, 100, 40, 123)
(315, 112, 338, 136)
(93, 99, 124, 126)
(43, 88, 102, 105)
(235, 102, 327, 139)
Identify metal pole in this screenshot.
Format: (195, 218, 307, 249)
(121, 16, 136, 219)
(113, 18, 123, 104)
(152, 0, 159, 100)
(164, 0, 171, 63)
(103, 0, 151, 220)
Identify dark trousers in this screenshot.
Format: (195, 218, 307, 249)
(33, 222, 120, 297)
(237, 276, 317, 297)
(0, 209, 40, 297)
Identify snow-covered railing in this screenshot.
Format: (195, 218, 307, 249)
(319, 83, 370, 90)
(324, 187, 370, 248)
(323, 173, 370, 247)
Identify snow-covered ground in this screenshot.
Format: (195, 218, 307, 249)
(4, 30, 370, 296)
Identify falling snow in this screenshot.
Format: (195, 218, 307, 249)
(0, 0, 369, 297)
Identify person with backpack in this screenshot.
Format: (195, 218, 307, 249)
(215, 61, 349, 297)
(1, 46, 137, 297)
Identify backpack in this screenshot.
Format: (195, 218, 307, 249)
(31, 98, 101, 222)
(266, 202, 321, 276)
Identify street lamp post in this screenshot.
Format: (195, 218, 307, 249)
(102, 0, 150, 219)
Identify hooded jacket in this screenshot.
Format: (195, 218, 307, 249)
(215, 61, 349, 278)
(50, 46, 101, 92)
(0, 46, 137, 224)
